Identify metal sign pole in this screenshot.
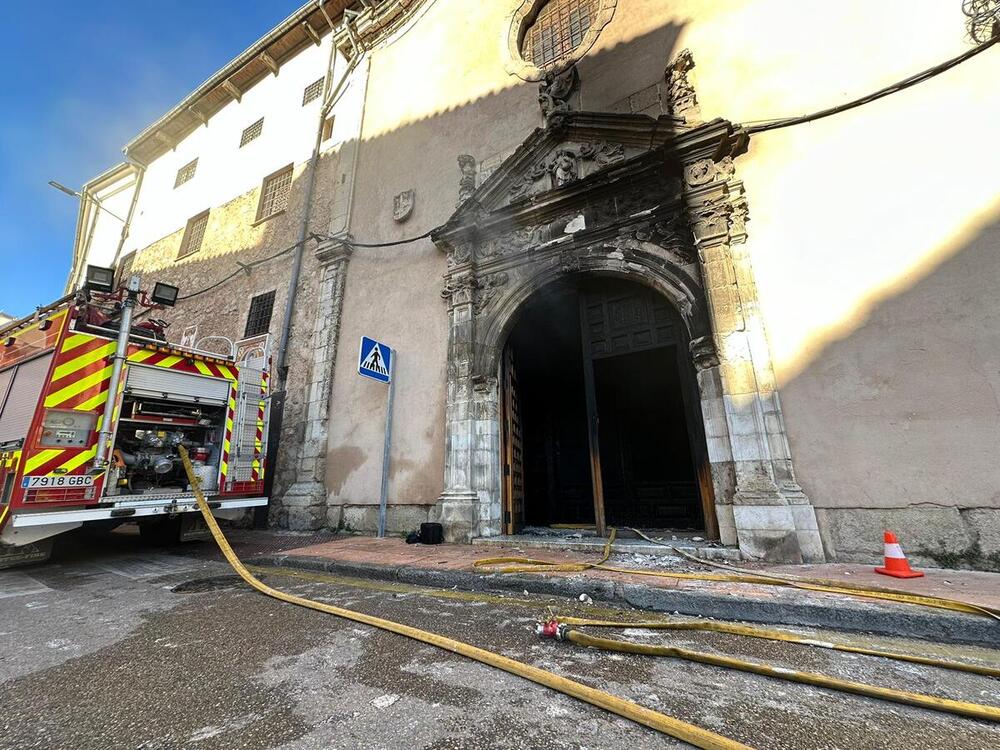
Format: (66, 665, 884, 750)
(377, 351, 395, 538)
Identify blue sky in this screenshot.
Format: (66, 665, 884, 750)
(0, 1, 292, 318)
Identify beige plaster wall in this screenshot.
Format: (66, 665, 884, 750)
(664, 1, 1000, 521)
(329, 0, 1000, 556)
(323, 0, 694, 516)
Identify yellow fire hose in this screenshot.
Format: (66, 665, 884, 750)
(537, 622, 1000, 723)
(551, 616, 1000, 679)
(473, 530, 1000, 620)
(177, 448, 753, 750)
(630, 528, 1000, 621)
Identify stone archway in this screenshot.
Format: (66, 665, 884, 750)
(431, 111, 824, 563)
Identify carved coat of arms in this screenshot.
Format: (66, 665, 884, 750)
(393, 189, 415, 222)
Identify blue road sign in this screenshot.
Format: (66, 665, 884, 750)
(358, 336, 392, 383)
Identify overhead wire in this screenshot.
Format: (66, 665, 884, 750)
(172, 36, 1000, 300)
(745, 34, 1000, 134)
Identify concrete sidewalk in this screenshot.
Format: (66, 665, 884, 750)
(252, 534, 1000, 647)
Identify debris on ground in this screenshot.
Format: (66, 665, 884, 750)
(372, 694, 401, 709)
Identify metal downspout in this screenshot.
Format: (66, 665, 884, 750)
(273, 24, 340, 386)
(274, 14, 365, 384)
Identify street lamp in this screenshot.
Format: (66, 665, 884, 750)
(48, 180, 127, 223)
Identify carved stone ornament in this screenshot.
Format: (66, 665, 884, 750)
(457, 155, 477, 206)
(690, 201, 732, 245)
(446, 241, 473, 269)
(538, 65, 578, 120)
(684, 157, 735, 188)
(688, 335, 720, 370)
(559, 250, 581, 273)
(508, 140, 627, 200)
(393, 190, 414, 222)
(665, 49, 700, 124)
(578, 141, 625, 166)
(473, 271, 510, 314)
(552, 149, 578, 186)
(440, 273, 477, 305)
(484, 226, 541, 259)
(632, 215, 697, 263)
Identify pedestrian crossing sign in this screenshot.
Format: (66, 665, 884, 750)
(358, 336, 393, 383)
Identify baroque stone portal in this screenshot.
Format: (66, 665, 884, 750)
(431, 109, 824, 564)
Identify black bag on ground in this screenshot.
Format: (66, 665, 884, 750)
(419, 522, 443, 545)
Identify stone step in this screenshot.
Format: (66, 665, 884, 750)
(471, 534, 742, 562)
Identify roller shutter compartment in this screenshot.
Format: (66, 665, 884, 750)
(125, 365, 231, 405)
(0, 354, 53, 445)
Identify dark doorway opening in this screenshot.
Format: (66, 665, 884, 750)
(502, 277, 711, 534)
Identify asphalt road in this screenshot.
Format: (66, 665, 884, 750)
(1, 528, 999, 750)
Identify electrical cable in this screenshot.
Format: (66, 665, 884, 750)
(175, 238, 308, 301)
(745, 34, 999, 134)
(316, 227, 438, 248)
(171, 36, 999, 299)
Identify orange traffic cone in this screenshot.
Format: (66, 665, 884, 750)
(874, 530, 924, 578)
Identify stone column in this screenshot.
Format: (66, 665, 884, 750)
(683, 157, 824, 563)
(280, 240, 352, 530)
(431, 270, 482, 542)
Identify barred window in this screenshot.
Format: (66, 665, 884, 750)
(256, 166, 293, 220)
(522, 0, 599, 68)
(177, 211, 209, 259)
(244, 291, 276, 337)
(174, 158, 198, 188)
(240, 117, 264, 147)
(302, 77, 324, 105)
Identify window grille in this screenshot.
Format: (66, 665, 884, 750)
(174, 158, 198, 188)
(244, 291, 276, 337)
(302, 77, 324, 105)
(257, 166, 293, 220)
(240, 118, 264, 147)
(522, 0, 599, 68)
(177, 211, 209, 259)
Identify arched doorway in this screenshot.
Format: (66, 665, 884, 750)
(500, 276, 716, 536)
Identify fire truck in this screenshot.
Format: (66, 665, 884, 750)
(0, 268, 271, 566)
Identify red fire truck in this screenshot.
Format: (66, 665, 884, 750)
(0, 269, 271, 566)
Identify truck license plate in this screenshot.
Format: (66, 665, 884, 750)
(21, 474, 95, 489)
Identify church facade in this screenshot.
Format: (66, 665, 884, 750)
(70, 1, 1000, 567)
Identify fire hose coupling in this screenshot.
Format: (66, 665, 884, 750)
(535, 619, 567, 640)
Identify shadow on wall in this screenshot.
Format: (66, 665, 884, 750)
(779, 204, 1000, 569)
(112, 11, 1000, 562)
(319, 19, 688, 530)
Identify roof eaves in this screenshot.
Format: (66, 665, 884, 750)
(123, 1, 346, 158)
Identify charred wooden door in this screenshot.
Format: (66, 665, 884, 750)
(578, 280, 716, 534)
(501, 344, 526, 534)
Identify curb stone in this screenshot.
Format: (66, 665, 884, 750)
(251, 553, 1000, 647)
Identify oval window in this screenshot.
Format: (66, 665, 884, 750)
(521, 0, 601, 69)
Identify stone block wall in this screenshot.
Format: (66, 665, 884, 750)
(119, 148, 343, 528)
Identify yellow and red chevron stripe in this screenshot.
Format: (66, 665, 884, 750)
(250, 369, 269, 482)
(26, 333, 240, 481)
(128, 347, 237, 380)
(220, 392, 236, 483)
